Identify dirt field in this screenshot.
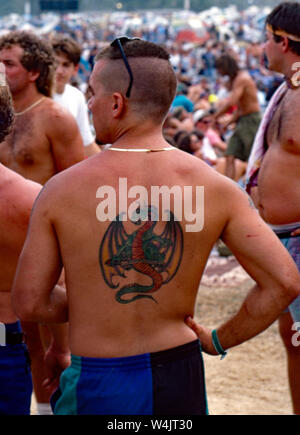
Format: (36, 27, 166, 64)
(196, 256, 292, 415)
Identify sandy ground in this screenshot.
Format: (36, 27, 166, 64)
(30, 255, 293, 415)
(196, 258, 292, 415)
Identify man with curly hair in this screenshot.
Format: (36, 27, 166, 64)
(0, 63, 14, 141)
(0, 31, 84, 184)
(0, 31, 84, 415)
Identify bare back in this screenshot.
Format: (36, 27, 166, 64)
(257, 87, 300, 224)
(27, 147, 275, 358)
(233, 71, 260, 117)
(0, 166, 40, 322)
(0, 97, 84, 184)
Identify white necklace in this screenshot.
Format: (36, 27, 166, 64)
(108, 146, 175, 153)
(14, 97, 45, 116)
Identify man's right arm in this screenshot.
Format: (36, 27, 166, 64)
(187, 181, 300, 354)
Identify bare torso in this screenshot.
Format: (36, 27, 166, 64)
(0, 97, 83, 322)
(256, 86, 300, 224)
(0, 97, 84, 185)
(47, 149, 237, 357)
(0, 167, 40, 322)
(234, 71, 261, 117)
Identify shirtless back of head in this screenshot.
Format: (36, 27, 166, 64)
(0, 31, 84, 184)
(12, 39, 300, 361)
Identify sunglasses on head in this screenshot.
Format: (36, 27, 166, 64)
(110, 37, 141, 98)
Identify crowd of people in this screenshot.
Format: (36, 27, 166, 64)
(0, 1, 300, 418)
(39, 7, 284, 186)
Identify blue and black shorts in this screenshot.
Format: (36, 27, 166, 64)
(51, 339, 208, 415)
(0, 321, 32, 415)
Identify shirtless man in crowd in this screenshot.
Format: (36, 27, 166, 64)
(0, 31, 84, 183)
(0, 30, 84, 414)
(245, 2, 300, 414)
(12, 38, 300, 415)
(214, 53, 261, 181)
(0, 61, 67, 415)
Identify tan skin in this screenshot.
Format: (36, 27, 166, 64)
(0, 165, 69, 393)
(12, 59, 300, 378)
(251, 30, 300, 414)
(188, 32, 300, 415)
(257, 86, 300, 224)
(215, 70, 260, 120)
(0, 166, 40, 323)
(0, 45, 84, 184)
(255, 32, 300, 227)
(215, 69, 260, 179)
(0, 44, 83, 402)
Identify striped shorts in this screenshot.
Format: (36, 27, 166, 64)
(271, 222, 300, 322)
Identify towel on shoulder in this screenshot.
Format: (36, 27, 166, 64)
(245, 82, 287, 194)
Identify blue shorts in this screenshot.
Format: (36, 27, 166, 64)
(0, 321, 32, 415)
(51, 339, 208, 415)
(274, 227, 300, 322)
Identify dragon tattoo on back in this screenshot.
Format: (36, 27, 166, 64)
(99, 205, 184, 304)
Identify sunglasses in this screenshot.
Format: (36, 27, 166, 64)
(110, 37, 141, 98)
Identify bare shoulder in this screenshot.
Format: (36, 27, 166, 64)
(234, 70, 251, 87)
(0, 168, 41, 227)
(281, 87, 300, 151)
(35, 154, 95, 198)
(172, 149, 246, 199)
(286, 86, 300, 108)
(40, 97, 78, 130)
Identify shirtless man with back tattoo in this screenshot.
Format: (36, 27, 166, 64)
(12, 38, 300, 415)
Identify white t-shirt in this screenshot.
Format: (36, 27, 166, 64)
(201, 137, 217, 162)
(54, 84, 94, 147)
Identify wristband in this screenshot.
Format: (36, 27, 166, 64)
(212, 329, 227, 360)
